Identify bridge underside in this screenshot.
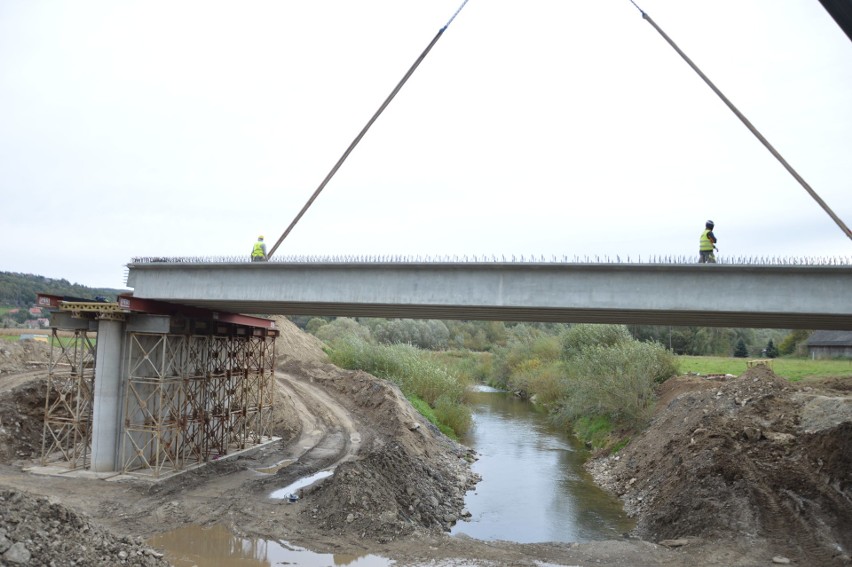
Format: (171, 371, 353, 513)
(125, 261, 852, 330)
(165, 300, 850, 331)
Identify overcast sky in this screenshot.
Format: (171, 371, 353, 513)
(2, 0, 850, 290)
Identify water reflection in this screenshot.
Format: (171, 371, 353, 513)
(149, 524, 392, 567)
(269, 469, 334, 499)
(451, 385, 634, 543)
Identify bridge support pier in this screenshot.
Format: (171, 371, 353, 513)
(90, 318, 123, 472)
(38, 296, 278, 478)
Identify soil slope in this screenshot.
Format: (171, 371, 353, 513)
(0, 328, 850, 566)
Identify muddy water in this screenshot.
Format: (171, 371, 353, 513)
(450, 385, 634, 543)
(148, 524, 392, 567)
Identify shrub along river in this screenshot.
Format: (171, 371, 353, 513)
(149, 385, 633, 565)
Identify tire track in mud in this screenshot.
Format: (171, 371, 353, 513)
(133, 371, 368, 519)
(272, 371, 364, 476)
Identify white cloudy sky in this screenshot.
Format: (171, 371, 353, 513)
(1, 0, 850, 289)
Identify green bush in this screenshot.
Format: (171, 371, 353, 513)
(328, 336, 471, 436)
(778, 329, 811, 356)
(315, 317, 372, 344)
(305, 317, 328, 335)
(560, 324, 632, 361)
(494, 327, 563, 391)
(432, 350, 493, 384)
(524, 360, 566, 407)
(570, 415, 614, 449)
(559, 340, 678, 428)
(433, 393, 471, 439)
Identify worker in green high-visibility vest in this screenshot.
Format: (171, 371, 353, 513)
(251, 235, 268, 262)
(699, 220, 718, 263)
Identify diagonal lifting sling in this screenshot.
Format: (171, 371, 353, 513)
(268, 1, 471, 258)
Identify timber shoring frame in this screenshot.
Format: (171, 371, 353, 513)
(120, 330, 275, 477)
(41, 329, 96, 469)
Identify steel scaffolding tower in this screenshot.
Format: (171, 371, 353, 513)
(37, 293, 278, 478)
(121, 329, 275, 477)
(41, 328, 97, 469)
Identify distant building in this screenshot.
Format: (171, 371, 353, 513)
(807, 331, 852, 359)
(28, 306, 43, 316)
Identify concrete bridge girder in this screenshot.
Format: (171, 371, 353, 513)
(125, 262, 852, 330)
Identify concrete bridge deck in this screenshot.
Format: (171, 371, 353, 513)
(125, 260, 852, 330)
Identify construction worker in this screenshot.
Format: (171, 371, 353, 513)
(699, 220, 718, 263)
(251, 235, 268, 262)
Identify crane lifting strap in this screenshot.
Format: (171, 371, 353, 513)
(268, 0, 471, 258)
(629, 0, 851, 241)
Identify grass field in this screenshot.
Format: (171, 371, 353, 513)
(677, 355, 852, 381)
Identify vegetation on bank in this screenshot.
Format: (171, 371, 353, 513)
(324, 332, 472, 439)
(301, 316, 848, 454)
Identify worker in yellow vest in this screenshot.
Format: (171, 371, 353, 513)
(251, 235, 268, 262)
(699, 220, 718, 263)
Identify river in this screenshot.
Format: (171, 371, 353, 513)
(450, 384, 634, 542)
(149, 384, 633, 565)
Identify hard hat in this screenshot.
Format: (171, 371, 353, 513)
(258, 235, 264, 240)
(705, 220, 714, 228)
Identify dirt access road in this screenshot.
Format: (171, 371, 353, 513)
(1, 322, 851, 566)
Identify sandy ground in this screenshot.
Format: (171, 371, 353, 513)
(1, 323, 851, 566)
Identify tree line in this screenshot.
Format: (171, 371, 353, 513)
(0, 271, 126, 308)
(291, 316, 809, 359)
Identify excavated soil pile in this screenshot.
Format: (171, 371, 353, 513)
(272, 316, 330, 366)
(278, 360, 479, 542)
(590, 366, 852, 566)
(0, 378, 47, 463)
(0, 488, 171, 566)
(0, 340, 50, 376)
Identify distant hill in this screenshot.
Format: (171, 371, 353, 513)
(0, 271, 128, 308)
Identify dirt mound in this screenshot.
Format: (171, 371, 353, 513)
(273, 316, 329, 365)
(0, 340, 50, 376)
(277, 360, 479, 541)
(590, 367, 852, 566)
(0, 488, 171, 566)
(0, 378, 47, 463)
(302, 441, 477, 542)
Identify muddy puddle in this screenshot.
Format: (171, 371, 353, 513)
(148, 524, 392, 567)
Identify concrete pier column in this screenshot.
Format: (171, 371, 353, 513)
(91, 318, 124, 472)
